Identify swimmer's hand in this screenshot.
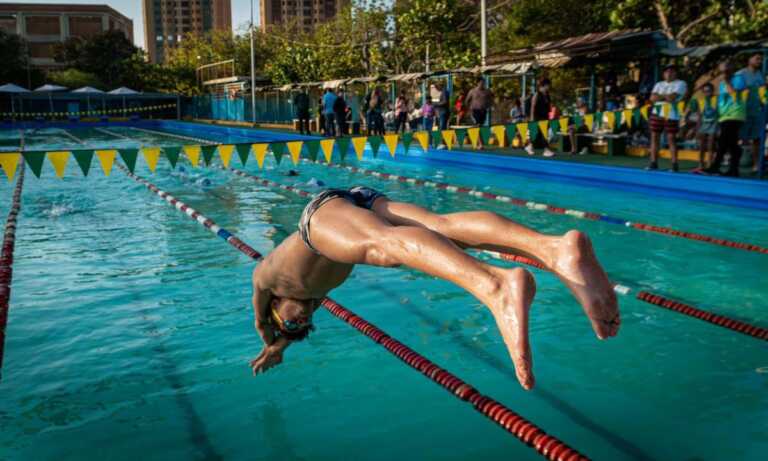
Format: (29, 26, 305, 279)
(250, 339, 288, 375)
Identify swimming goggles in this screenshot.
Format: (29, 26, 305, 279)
(271, 307, 312, 332)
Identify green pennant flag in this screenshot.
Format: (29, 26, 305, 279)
(119, 148, 139, 173)
(23, 151, 46, 178)
(574, 115, 584, 129)
(270, 142, 286, 164)
(401, 132, 414, 151)
(235, 143, 251, 166)
(527, 122, 539, 141)
(163, 146, 181, 168)
(304, 140, 321, 161)
(430, 130, 442, 147)
(504, 124, 517, 141)
(479, 126, 492, 145)
(454, 128, 467, 147)
(72, 149, 94, 176)
(335, 137, 351, 161)
(633, 108, 641, 126)
(201, 145, 217, 166)
(549, 119, 560, 135)
(367, 136, 382, 157)
(594, 112, 603, 128)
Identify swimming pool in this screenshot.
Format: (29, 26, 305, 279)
(1, 123, 766, 460)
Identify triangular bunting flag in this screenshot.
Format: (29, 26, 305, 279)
(367, 136, 382, 157)
(142, 147, 161, 173)
(383, 134, 398, 157)
(676, 101, 686, 116)
(320, 139, 335, 163)
(351, 137, 367, 160)
(623, 110, 633, 128)
(740, 89, 749, 102)
(710, 96, 717, 108)
(72, 149, 94, 176)
(201, 145, 217, 166)
(558, 117, 569, 134)
(235, 144, 251, 166)
(479, 126, 491, 145)
(218, 144, 235, 168)
(23, 151, 46, 178)
(0, 153, 20, 181)
(584, 114, 594, 132)
(401, 132, 414, 151)
(183, 145, 201, 167)
(537, 121, 549, 139)
(441, 130, 456, 150)
(467, 127, 480, 149)
(640, 106, 649, 120)
(95, 150, 117, 176)
(454, 128, 467, 147)
(430, 130, 442, 148)
(414, 131, 429, 151)
(491, 125, 505, 147)
(661, 103, 670, 119)
(304, 140, 320, 161)
(335, 137, 350, 161)
(528, 122, 540, 142)
(286, 141, 303, 165)
(270, 142, 286, 164)
(253, 144, 269, 168)
(516, 123, 528, 142)
(504, 124, 517, 142)
(119, 148, 139, 173)
(48, 151, 70, 178)
(605, 112, 615, 131)
(759, 86, 767, 104)
(163, 146, 181, 168)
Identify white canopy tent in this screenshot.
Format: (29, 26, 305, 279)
(0, 84, 30, 117)
(34, 84, 68, 113)
(109, 87, 140, 110)
(72, 86, 105, 112)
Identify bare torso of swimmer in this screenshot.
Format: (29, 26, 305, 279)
(253, 233, 353, 300)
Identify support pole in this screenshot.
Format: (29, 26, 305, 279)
(249, 0, 257, 126)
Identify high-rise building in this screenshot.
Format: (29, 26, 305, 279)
(142, 0, 232, 64)
(260, 0, 349, 31)
(0, 3, 133, 70)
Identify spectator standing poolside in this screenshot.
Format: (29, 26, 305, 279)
(736, 53, 766, 172)
(465, 77, 494, 149)
(455, 93, 466, 125)
(705, 61, 747, 177)
(323, 88, 338, 137)
(526, 78, 556, 157)
(368, 88, 385, 135)
(395, 91, 408, 133)
(318, 97, 326, 136)
(509, 98, 524, 123)
(568, 98, 590, 155)
(690, 83, 718, 172)
(422, 98, 435, 132)
(434, 82, 451, 130)
(334, 89, 348, 136)
(647, 64, 688, 172)
(294, 89, 311, 135)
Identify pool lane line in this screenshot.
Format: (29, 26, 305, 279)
(59, 129, 86, 145)
(228, 167, 768, 343)
(118, 163, 591, 461)
(308, 160, 768, 255)
(0, 161, 26, 379)
(128, 126, 218, 145)
(95, 127, 133, 140)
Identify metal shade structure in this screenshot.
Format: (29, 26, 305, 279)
(72, 86, 105, 112)
(0, 84, 30, 117)
(34, 84, 68, 113)
(108, 87, 140, 110)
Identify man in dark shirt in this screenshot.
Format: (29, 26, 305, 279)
(526, 78, 556, 157)
(293, 90, 311, 135)
(333, 90, 348, 136)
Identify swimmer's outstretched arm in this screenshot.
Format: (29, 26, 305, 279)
(251, 336, 291, 375)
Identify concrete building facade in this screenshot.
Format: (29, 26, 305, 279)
(260, 0, 348, 31)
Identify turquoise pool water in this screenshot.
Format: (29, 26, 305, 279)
(1, 126, 767, 460)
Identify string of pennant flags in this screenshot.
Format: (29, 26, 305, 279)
(0, 103, 177, 119)
(0, 86, 765, 181)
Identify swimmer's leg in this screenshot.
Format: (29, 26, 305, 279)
(374, 200, 619, 340)
(309, 198, 536, 389)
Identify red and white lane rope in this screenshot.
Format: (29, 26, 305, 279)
(121, 165, 590, 460)
(309, 161, 768, 255)
(0, 162, 26, 378)
(229, 167, 768, 342)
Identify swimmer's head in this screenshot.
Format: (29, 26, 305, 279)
(286, 169, 299, 177)
(269, 297, 316, 341)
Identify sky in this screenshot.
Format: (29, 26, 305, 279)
(2, 0, 260, 49)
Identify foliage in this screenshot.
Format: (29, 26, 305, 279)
(54, 30, 141, 88)
(0, 30, 30, 86)
(47, 68, 104, 89)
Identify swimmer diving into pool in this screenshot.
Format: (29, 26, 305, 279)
(250, 186, 620, 390)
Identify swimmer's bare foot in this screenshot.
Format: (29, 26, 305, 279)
(486, 267, 536, 390)
(551, 230, 620, 340)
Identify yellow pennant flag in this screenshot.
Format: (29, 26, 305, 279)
(414, 131, 429, 151)
(319, 139, 335, 163)
(559, 117, 569, 134)
(95, 150, 117, 176)
(467, 127, 480, 149)
(537, 120, 549, 139)
(383, 134, 399, 157)
(676, 101, 686, 115)
(218, 144, 235, 168)
(252, 143, 269, 168)
(740, 89, 749, 102)
(584, 114, 594, 132)
(710, 95, 718, 108)
(351, 137, 367, 160)
(47, 151, 70, 178)
(661, 103, 670, 119)
(696, 97, 705, 112)
(640, 106, 649, 120)
(623, 109, 633, 128)
(758, 86, 767, 104)
(605, 112, 615, 130)
(142, 147, 161, 173)
(183, 145, 201, 167)
(491, 125, 505, 147)
(286, 141, 303, 165)
(441, 130, 456, 150)
(516, 123, 528, 142)
(0, 152, 21, 181)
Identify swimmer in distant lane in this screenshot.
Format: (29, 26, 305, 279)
(250, 187, 619, 390)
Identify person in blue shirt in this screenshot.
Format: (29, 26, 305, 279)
(705, 61, 748, 176)
(736, 53, 766, 172)
(322, 88, 338, 137)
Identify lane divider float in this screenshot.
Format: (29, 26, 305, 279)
(307, 160, 768, 255)
(229, 167, 768, 342)
(0, 162, 26, 379)
(120, 163, 590, 461)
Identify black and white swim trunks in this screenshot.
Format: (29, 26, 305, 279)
(298, 186, 387, 254)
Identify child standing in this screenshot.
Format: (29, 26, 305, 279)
(422, 98, 436, 132)
(691, 83, 718, 172)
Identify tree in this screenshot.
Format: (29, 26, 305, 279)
(47, 68, 104, 89)
(0, 30, 30, 86)
(54, 30, 142, 88)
